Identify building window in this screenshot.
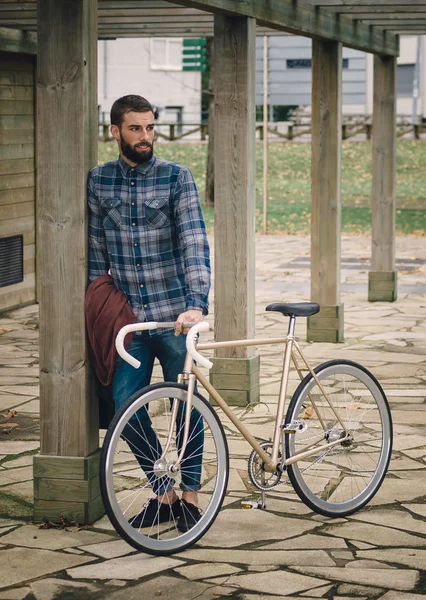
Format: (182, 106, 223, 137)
(286, 58, 349, 69)
(150, 38, 183, 70)
(397, 64, 415, 97)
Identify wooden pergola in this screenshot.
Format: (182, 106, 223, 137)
(0, 0, 424, 523)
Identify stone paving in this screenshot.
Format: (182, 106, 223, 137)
(0, 234, 426, 599)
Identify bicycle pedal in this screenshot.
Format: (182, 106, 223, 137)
(241, 500, 266, 510)
(282, 420, 307, 434)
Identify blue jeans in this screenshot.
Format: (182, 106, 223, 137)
(112, 330, 204, 494)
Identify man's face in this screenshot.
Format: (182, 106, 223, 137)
(111, 111, 155, 165)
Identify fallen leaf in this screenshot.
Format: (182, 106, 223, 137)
(0, 422, 19, 429)
(2, 410, 17, 419)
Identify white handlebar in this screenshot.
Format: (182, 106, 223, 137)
(115, 320, 213, 370)
(185, 321, 213, 369)
(115, 322, 159, 369)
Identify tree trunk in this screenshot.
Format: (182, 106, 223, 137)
(204, 37, 215, 207)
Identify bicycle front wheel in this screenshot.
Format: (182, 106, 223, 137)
(100, 383, 229, 555)
(284, 360, 392, 517)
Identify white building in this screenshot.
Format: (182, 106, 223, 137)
(97, 37, 202, 125)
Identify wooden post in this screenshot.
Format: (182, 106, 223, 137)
(369, 54, 397, 302)
(262, 35, 268, 236)
(211, 14, 259, 406)
(35, 0, 102, 524)
(307, 39, 344, 343)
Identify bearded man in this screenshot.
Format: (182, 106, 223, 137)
(87, 95, 210, 532)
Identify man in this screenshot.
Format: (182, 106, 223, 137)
(88, 95, 211, 532)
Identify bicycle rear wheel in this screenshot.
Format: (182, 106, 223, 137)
(100, 383, 229, 555)
(284, 360, 392, 517)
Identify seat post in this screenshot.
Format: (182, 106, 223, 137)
(287, 315, 296, 338)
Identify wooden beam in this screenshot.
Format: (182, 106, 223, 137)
(174, 0, 399, 55)
(308, 39, 343, 343)
(0, 25, 36, 53)
(213, 14, 256, 360)
(37, 0, 98, 455)
(369, 54, 397, 303)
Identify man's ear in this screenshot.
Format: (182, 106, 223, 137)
(110, 124, 120, 141)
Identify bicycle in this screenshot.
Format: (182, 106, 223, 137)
(99, 302, 393, 556)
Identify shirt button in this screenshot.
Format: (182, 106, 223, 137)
(143, 304, 147, 308)
(155, 202, 159, 206)
(132, 223, 136, 226)
(131, 182, 135, 186)
(134, 243, 137, 247)
(137, 264, 141, 267)
(140, 284, 144, 288)
(132, 202, 135, 206)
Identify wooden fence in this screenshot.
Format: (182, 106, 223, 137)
(99, 118, 426, 143)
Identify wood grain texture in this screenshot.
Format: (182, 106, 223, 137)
(37, 0, 98, 457)
(311, 39, 342, 308)
(213, 14, 256, 359)
(371, 54, 396, 274)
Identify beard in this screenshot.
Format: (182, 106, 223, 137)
(119, 133, 154, 164)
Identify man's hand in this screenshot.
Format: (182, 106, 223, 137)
(175, 309, 203, 336)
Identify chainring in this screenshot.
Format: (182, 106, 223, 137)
(247, 441, 283, 491)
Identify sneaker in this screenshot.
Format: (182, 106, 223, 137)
(177, 500, 202, 533)
(129, 497, 181, 529)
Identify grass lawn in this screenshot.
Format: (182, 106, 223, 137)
(98, 139, 426, 236)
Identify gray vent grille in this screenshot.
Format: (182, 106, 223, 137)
(0, 235, 24, 288)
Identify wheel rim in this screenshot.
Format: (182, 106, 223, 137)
(102, 386, 228, 553)
(286, 363, 392, 514)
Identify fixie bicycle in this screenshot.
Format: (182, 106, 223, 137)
(100, 302, 393, 555)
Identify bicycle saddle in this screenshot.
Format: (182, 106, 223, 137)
(265, 302, 320, 317)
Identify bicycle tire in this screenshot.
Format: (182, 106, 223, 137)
(100, 382, 229, 555)
(284, 360, 392, 517)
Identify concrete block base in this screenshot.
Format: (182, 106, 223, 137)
(33, 450, 104, 525)
(209, 355, 260, 407)
(368, 271, 397, 302)
(307, 304, 344, 343)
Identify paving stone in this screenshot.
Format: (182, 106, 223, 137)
(0, 387, 39, 398)
(0, 587, 31, 599)
(197, 510, 317, 548)
(67, 554, 184, 581)
(292, 567, 418, 592)
(78, 539, 135, 559)
(183, 548, 335, 567)
(0, 395, 36, 410)
(223, 570, 330, 596)
(336, 584, 383, 596)
(261, 534, 347, 550)
(379, 593, 426, 600)
(0, 524, 114, 550)
(30, 578, 99, 600)
(349, 509, 426, 536)
(104, 576, 218, 600)
(299, 585, 334, 597)
(356, 548, 426, 570)
(322, 522, 426, 547)
(0, 466, 33, 486)
(1, 455, 34, 469)
(402, 504, 426, 518)
(0, 547, 96, 589)
(369, 479, 426, 505)
(345, 559, 395, 569)
(1, 480, 34, 504)
(0, 441, 39, 456)
(175, 562, 243, 581)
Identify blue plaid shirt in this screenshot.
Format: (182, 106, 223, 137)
(88, 155, 210, 329)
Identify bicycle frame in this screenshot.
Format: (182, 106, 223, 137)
(166, 317, 350, 475)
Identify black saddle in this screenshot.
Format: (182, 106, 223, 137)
(266, 302, 320, 318)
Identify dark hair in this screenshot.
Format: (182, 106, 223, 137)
(110, 95, 154, 126)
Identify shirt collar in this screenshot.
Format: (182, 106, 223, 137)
(118, 154, 156, 177)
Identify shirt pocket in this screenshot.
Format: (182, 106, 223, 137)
(100, 197, 122, 229)
(144, 196, 170, 229)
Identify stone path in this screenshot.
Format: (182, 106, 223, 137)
(0, 234, 426, 599)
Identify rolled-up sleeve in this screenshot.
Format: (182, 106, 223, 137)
(88, 172, 109, 281)
(174, 167, 211, 315)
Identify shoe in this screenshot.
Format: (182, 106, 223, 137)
(129, 497, 181, 528)
(177, 500, 202, 533)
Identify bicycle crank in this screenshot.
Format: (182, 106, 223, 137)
(247, 441, 283, 491)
